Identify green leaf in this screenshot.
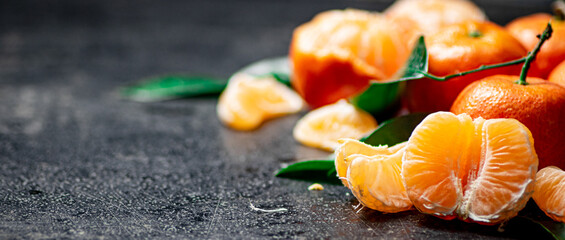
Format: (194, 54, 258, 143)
(275, 160, 341, 185)
(349, 81, 403, 118)
(399, 36, 428, 80)
(350, 36, 427, 116)
(120, 75, 226, 102)
(121, 57, 291, 102)
(360, 112, 429, 147)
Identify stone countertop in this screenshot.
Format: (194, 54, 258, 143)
(0, 0, 558, 239)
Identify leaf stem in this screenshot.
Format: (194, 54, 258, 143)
(517, 22, 553, 85)
(409, 23, 553, 84)
(418, 58, 526, 82)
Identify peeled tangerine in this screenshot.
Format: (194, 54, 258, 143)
(290, 9, 416, 108)
(335, 139, 412, 213)
(533, 166, 565, 223)
(217, 73, 304, 131)
(402, 112, 538, 225)
(293, 100, 377, 151)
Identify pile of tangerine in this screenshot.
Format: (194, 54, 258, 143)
(216, 0, 565, 225)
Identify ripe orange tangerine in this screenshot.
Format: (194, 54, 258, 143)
(451, 75, 565, 170)
(335, 139, 412, 213)
(402, 112, 538, 225)
(506, 13, 565, 78)
(384, 0, 487, 35)
(533, 166, 565, 223)
(548, 59, 565, 86)
(293, 100, 377, 152)
(290, 9, 417, 108)
(404, 20, 527, 113)
(217, 73, 304, 131)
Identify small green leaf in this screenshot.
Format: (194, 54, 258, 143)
(400, 36, 428, 80)
(121, 57, 291, 102)
(275, 160, 341, 185)
(360, 112, 429, 147)
(120, 75, 226, 102)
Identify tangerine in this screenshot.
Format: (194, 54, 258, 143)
(533, 166, 565, 223)
(335, 139, 412, 213)
(451, 75, 565, 169)
(506, 13, 565, 78)
(293, 100, 377, 152)
(384, 0, 487, 35)
(548, 59, 565, 86)
(404, 21, 527, 113)
(290, 9, 416, 109)
(402, 112, 538, 225)
(217, 73, 304, 131)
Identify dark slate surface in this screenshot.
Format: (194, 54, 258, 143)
(0, 0, 558, 239)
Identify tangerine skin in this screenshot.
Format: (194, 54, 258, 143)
(548, 59, 565, 86)
(404, 21, 527, 113)
(451, 75, 565, 169)
(506, 13, 565, 78)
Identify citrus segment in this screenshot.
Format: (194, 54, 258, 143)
(402, 112, 538, 224)
(217, 73, 304, 131)
(293, 100, 377, 151)
(290, 9, 417, 108)
(533, 166, 565, 223)
(335, 139, 411, 212)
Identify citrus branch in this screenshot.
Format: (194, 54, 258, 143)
(419, 58, 527, 82)
(517, 22, 553, 85)
(405, 23, 553, 84)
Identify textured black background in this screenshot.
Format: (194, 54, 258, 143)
(0, 0, 558, 239)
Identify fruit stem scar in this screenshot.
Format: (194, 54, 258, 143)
(468, 31, 482, 38)
(554, 0, 565, 21)
(517, 22, 553, 85)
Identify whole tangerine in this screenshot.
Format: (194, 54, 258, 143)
(506, 13, 565, 78)
(384, 0, 487, 35)
(548, 59, 565, 86)
(290, 9, 417, 109)
(451, 75, 565, 169)
(404, 21, 527, 113)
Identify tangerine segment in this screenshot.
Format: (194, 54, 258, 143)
(217, 73, 304, 131)
(402, 112, 538, 225)
(293, 100, 377, 152)
(335, 139, 411, 212)
(533, 166, 565, 223)
(335, 138, 405, 187)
